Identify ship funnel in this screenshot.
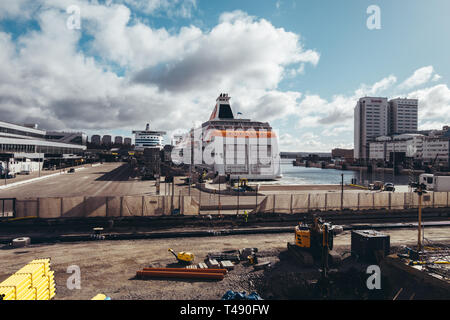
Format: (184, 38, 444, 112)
(145, 123, 150, 131)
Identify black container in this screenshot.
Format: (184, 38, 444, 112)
(351, 230, 390, 263)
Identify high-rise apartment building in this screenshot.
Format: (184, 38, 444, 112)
(354, 97, 389, 160)
(102, 135, 112, 145)
(90, 135, 101, 145)
(388, 98, 418, 134)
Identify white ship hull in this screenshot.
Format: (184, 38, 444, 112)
(171, 94, 281, 180)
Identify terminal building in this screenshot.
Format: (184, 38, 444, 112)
(0, 120, 86, 175)
(368, 127, 450, 168)
(45, 131, 87, 145)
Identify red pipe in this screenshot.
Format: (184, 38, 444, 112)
(142, 267, 227, 274)
(136, 270, 224, 280)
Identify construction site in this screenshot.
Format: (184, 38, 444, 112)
(0, 158, 449, 301)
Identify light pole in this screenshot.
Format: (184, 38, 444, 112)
(340, 173, 344, 211)
(237, 176, 240, 215)
(413, 182, 427, 254)
(218, 174, 221, 215)
(393, 141, 396, 184)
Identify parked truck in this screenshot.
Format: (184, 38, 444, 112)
(419, 173, 450, 191)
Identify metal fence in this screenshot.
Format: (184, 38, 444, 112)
(254, 191, 450, 214)
(14, 195, 199, 219)
(0, 198, 15, 218)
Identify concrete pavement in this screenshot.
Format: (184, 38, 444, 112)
(0, 162, 155, 199)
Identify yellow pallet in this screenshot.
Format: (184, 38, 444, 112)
(0, 259, 55, 300)
(16, 263, 44, 274)
(0, 274, 32, 299)
(29, 263, 50, 276)
(33, 275, 48, 290)
(29, 259, 51, 276)
(20, 288, 36, 300)
(0, 287, 15, 300)
(15, 269, 44, 287)
(30, 258, 51, 266)
(16, 263, 44, 275)
(0, 273, 31, 287)
(37, 289, 50, 300)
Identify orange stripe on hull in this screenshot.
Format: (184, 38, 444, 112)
(210, 130, 277, 138)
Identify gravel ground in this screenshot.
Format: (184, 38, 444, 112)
(0, 227, 449, 300)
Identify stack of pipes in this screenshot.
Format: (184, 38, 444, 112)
(136, 267, 227, 280)
(0, 258, 55, 300)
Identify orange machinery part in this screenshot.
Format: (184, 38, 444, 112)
(136, 270, 224, 280)
(142, 267, 227, 274)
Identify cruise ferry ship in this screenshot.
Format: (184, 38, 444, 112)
(132, 124, 166, 151)
(172, 94, 281, 180)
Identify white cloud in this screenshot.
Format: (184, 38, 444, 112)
(0, 2, 318, 136)
(131, 11, 320, 92)
(355, 75, 397, 97)
(290, 65, 447, 151)
(0, 0, 39, 20)
(398, 66, 437, 90)
(322, 126, 352, 137)
(407, 84, 450, 128)
(432, 73, 442, 82)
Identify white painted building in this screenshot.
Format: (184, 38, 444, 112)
(354, 97, 389, 160)
(369, 134, 424, 161)
(422, 137, 450, 164)
(388, 98, 418, 134)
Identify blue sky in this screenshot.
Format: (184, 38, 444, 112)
(0, 0, 449, 151)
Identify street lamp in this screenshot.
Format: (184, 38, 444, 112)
(340, 173, 344, 210)
(412, 182, 427, 253)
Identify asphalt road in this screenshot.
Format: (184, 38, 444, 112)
(0, 162, 156, 199)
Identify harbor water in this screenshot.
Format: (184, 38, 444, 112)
(266, 162, 418, 186)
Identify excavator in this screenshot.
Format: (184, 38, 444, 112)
(287, 217, 342, 267)
(168, 248, 195, 264)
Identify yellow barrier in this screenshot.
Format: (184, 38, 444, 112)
(348, 184, 369, 190)
(0, 258, 55, 300)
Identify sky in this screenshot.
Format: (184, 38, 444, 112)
(0, 0, 449, 152)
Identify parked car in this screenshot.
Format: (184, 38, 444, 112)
(1, 171, 16, 179)
(383, 183, 395, 192)
(369, 181, 383, 191)
(68, 168, 75, 173)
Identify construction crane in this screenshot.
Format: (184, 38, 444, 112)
(426, 153, 440, 173)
